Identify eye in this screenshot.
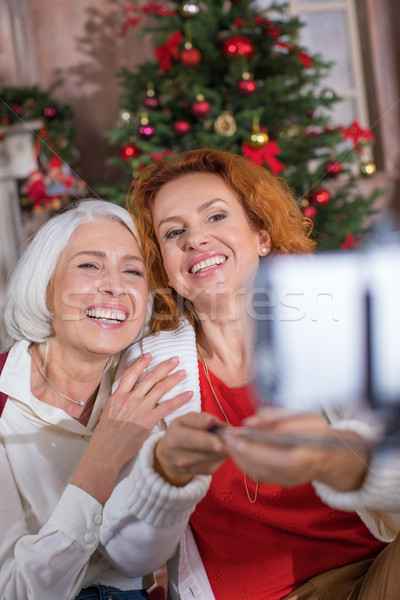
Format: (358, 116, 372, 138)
(208, 212, 227, 223)
(165, 226, 185, 240)
(124, 267, 145, 277)
(77, 262, 99, 270)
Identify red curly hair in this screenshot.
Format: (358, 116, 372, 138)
(128, 148, 315, 333)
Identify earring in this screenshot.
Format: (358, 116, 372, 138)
(261, 247, 267, 254)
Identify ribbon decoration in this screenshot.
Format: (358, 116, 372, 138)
(242, 140, 286, 175)
(154, 30, 183, 71)
(342, 119, 373, 150)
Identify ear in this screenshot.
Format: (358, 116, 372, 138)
(258, 229, 271, 257)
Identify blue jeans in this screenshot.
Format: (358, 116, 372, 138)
(75, 586, 149, 600)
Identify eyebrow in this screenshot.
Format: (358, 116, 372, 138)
(71, 251, 144, 262)
(157, 198, 227, 230)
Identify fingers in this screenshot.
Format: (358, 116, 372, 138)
(139, 368, 188, 410)
(152, 391, 194, 423)
(136, 356, 182, 396)
(115, 354, 184, 399)
(116, 353, 153, 394)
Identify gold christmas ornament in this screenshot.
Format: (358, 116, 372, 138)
(248, 116, 269, 148)
(360, 157, 376, 177)
(214, 111, 237, 136)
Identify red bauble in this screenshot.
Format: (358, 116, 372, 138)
(238, 78, 257, 96)
(144, 96, 159, 110)
(173, 120, 192, 136)
(303, 205, 317, 219)
(223, 35, 254, 60)
(325, 160, 342, 177)
(191, 99, 211, 118)
(138, 124, 155, 139)
(309, 188, 331, 205)
(120, 144, 141, 161)
(181, 47, 202, 67)
(43, 106, 57, 119)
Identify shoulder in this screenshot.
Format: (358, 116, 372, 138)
(114, 321, 201, 421)
(120, 320, 197, 370)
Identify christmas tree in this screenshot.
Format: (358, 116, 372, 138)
(102, 0, 382, 250)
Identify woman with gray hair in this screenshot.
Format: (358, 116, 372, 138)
(0, 199, 192, 600)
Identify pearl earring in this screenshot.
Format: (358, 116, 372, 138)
(261, 247, 267, 254)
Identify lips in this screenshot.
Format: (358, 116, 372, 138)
(189, 255, 227, 274)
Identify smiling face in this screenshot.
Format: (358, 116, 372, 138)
(152, 172, 269, 312)
(47, 220, 148, 360)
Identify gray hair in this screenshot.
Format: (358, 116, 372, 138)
(3, 199, 152, 344)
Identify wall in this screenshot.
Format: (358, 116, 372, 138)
(0, 0, 152, 190)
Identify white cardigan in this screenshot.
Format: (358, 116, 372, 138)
(100, 320, 400, 600)
(0, 340, 155, 600)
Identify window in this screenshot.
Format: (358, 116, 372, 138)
(256, 0, 369, 127)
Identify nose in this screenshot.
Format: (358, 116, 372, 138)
(183, 225, 210, 251)
(97, 270, 124, 297)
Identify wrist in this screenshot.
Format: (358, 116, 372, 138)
(154, 440, 193, 487)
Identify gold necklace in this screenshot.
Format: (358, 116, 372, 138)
(29, 345, 98, 408)
(197, 345, 259, 504)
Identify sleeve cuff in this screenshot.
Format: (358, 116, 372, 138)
(313, 429, 400, 513)
(126, 432, 211, 527)
(48, 484, 103, 553)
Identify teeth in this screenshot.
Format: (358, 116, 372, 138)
(190, 256, 226, 274)
(85, 309, 127, 322)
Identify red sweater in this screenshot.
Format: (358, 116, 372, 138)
(190, 363, 386, 599)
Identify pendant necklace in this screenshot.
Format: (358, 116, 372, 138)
(197, 344, 259, 504)
(29, 345, 98, 407)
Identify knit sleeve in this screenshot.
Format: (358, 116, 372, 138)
(312, 418, 400, 541)
(100, 432, 211, 576)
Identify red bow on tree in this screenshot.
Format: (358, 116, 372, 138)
(242, 140, 286, 175)
(342, 120, 373, 150)
(154, 30, 183, 71)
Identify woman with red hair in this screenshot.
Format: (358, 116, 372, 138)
(101, 149, 400, 600)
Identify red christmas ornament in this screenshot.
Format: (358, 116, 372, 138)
(138, 124, 155, 139)
(238, 78, 257, 96)
(181, 46, 202, 66)
(325, 160, 342, 177)
(191, 99, 211, 118)
(303, 205, 317, 220)
(144, 96, 159, 109)
(173, 120, 192, 136)
(309, 188, 331, 205)
(222, 35, 254, 60)
(120, 144, 141, 161)
(43, 106, 57, 119)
